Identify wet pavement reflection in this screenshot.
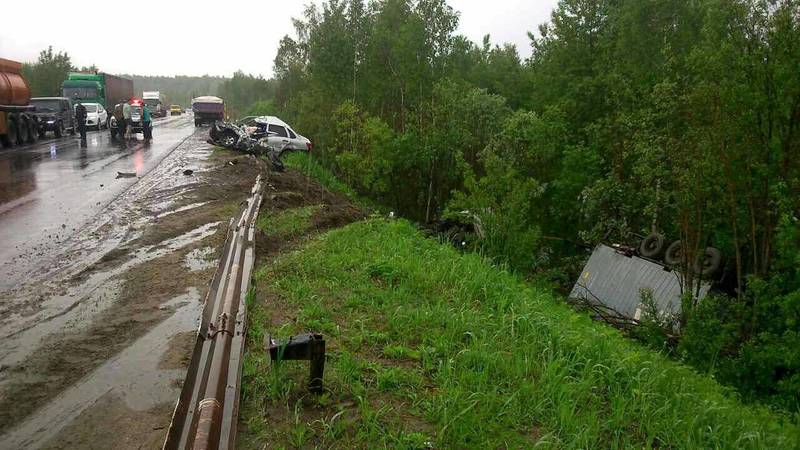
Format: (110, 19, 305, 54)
(0, 115, 196, 291)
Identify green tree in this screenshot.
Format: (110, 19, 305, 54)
(22, 46, 74, 97)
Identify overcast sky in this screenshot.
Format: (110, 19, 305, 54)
(0, 0, 557, 78)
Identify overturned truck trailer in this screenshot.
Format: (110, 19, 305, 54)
(570, 244, 711, 323)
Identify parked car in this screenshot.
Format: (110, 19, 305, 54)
(29, 97, 75, 138)
(79, 102, 108, 130)
(170, 104, 182, 115)
(238, 116, 312, 153)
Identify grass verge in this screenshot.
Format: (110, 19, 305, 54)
(284, 152, 358, 200)
(256, 205, 322, 239)
(239, 218, 800, 449)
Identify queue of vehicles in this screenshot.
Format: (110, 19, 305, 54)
(3, 57, 311, 150)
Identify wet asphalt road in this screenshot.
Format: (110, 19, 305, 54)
(0, 115, 196, 291)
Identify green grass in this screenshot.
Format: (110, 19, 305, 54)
(256, 205, 322, 238)
(284, 152, 358, 200)
(240, 218, 800, 449)
(284, 152, 383, 213)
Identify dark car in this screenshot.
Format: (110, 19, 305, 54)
(29, 97, 76, 138)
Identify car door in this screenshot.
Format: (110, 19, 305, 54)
(266, 123, 291, 151)
(62, 100, 71, 128)
(285, 127, 301, 151)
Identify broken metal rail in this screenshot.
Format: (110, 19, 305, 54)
(163, 174, 264, 450)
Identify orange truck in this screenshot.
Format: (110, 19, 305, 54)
(0, 57, 38, 148)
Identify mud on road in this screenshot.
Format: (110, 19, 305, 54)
(0, 130, 265, 449)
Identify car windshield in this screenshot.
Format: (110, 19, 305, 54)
(144, 99, 160, 107)
(31, 100, 63, 112)
(63, 87, 98, 100)
(83, 104, 98, 113)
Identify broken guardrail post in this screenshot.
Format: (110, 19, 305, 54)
(268, 333, 326, 394)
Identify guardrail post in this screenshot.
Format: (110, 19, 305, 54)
(268, 333, 326, 394)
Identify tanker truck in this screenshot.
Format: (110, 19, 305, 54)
(0, 58, 38, 148)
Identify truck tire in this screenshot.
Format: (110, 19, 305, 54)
(638, 233, 667, 259)
(2, 116, 18, 148)
(26, 117, 38, 143)
(54, 121, 64, 138)
(16, 116, 30, 145)
(695, 247, 723, 278)
(664, 240, 683, 266)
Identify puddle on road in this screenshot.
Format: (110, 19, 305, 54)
(0, 288, 203, 450)
(184, 246, 217, 271)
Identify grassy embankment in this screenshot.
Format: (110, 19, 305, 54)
(238, 153, 799, 449)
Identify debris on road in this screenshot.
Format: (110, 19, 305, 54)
(182, 169, 193, 176)
(116, 171, 137, 178)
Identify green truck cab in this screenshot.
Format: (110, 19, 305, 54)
(61, 73, 133, 123)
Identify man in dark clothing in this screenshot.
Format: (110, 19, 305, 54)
(142, 104, 153, 141)
(74, 98, 87, 144)
(113, 100, 126, 140)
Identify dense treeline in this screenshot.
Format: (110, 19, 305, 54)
(216, 71, 277, 118)
(265, 0, 800, 413)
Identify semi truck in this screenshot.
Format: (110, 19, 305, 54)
(142, 91, 167, 117)
(61, 72, 133, 117)
(0, 58, 38, 148)
(192, 96, 225, 126)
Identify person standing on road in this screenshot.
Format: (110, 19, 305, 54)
(142, 103, 152, 142)
(113, 101, 124, 140)
(122, 100, 132, 140)
(74, 98, 87, 144)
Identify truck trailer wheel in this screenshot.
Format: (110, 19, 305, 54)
(638, 233, 667, 260)
(26, 117, 38, 143)
(695, 247, 723, 278)
(664, 240, 683, 266)
(2, 116, 18, 148)
(16, 117, 30, 145)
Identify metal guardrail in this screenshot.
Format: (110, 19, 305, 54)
(163, 174, 263, 450)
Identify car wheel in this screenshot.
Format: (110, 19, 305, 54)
(220, 131, 237, 147)
(54, 121, 64, 138)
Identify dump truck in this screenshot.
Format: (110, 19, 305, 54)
(61, 72, 133, 113)
(142, 91, 167, 117)
(192, 96, 225, 126)
(0, 58, 38, 148)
